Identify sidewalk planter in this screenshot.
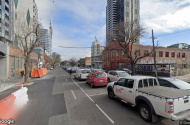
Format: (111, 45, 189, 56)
(32, 68, 48, 78)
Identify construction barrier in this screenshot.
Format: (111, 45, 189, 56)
(0, 87, 29, 125)
(32, 68, 48, 78)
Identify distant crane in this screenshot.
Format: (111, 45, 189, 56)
(50, 0, 55, 25)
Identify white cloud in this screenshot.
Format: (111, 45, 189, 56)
(141, 0, 190, 34)
(35, 0, 52, 28)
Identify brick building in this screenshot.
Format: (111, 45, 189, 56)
(9, 47, 38, 77)
(102, 41, 190, 71)
(79, 57, 92, 67)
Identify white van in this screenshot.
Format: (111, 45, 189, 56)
(74, 69, 91, 80)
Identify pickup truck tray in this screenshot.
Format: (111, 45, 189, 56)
(138, 86, 190, 100)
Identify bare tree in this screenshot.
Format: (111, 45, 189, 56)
(15, 12, 41, 83)
(50, 55, 61, 68)
(114, 22, 156, 75)
(69, 58, 78, 67)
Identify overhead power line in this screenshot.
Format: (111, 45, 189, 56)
(59, 46, 91, 49)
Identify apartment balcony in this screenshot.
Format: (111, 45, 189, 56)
(5, 35, 9, 39)
(5, 19, 9, 24)
(5, 2, 9, 8)
(5, 27, 9, 31)
(5, 10, 9, 16)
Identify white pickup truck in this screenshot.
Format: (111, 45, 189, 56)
(107, 76, 190, 122)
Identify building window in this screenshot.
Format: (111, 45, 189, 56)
(165, 52, 169, 57)
(20, 58, 22, 69)
(107, 52, 109, 60)
(177, 52, 180, 58)
(107, 61, 110, 66)
(152, 52, 156, 57)
(182, 53, 185, 58)
(122, 51, 125, 58)
(144, 50, 148, 56)
(135, 50, 140, 56)
(11, 57, 15, 70)
(171, 52, 175, 58)
(159, 51, 163, 57)
(111, 50, 114, 59)
(116, 50, 119, 59)
(16, 57, 19, 70)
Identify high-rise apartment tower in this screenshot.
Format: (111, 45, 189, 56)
(106, 0, 140, 45)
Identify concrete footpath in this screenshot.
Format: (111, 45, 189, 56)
(0, 77, 23, 92)
(0, 77, 23, 100)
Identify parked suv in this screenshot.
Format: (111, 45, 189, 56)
(107, 70, 130, 82)
(74, 69, 91, 80)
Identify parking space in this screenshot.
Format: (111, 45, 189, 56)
(72, 76, 180, 125)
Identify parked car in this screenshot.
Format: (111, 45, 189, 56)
(91, 69, 105, 73)
(70, 67, 77, 73)
(117, 68, 132, 74)
(107, 76, 190, 122)
(74, 69, 91, 80)
(157, 77, 190, 91)
(86, 72, 108, 88)
(50, 67, 53, 70)
(107, 70, 130, 82)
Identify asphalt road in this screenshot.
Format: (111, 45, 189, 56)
(15, 68, 179, 125)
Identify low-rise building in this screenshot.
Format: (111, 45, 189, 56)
(79, 57, 91, 67)
(103, 41, 190, 71)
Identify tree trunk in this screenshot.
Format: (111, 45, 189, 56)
(24, 57, 29, 83)
(131, 63, 136, 75)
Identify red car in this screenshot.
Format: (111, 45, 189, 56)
(86, 72, 108, 88)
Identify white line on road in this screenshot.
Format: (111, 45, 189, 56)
(66, 79, 67, 82)
(96, 104, 114, 124)
(89, 93, 107, 97)
(71, 79, 94, 103)
(71, 78, 114, 124)
(71, 90, 77, 99)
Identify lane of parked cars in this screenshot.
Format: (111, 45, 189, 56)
(62, 66, 190, 123)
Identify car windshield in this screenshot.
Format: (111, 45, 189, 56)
(172, 80, 190, 90)
(95, 73, 106, 78)
(117, 72, 129, 77)
(81, 70, 90, 74)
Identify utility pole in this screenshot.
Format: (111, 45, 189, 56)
(152, 29, 157, 77)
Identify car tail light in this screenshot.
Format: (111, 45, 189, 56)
(165, 102, 174, 114)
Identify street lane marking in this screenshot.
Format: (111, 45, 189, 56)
(71, 78, 114, 124)
(66, 79, 67, 82)
(71, 90, 77, 99)
(71, 79, 94, 103)
(96, 104, 114, 124)
(89, 93, 107, 97)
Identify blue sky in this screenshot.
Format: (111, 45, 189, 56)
(36, 0, 190, 60)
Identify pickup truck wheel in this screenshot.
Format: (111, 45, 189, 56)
(108, 90, 115, 100)
(139, 104, 152, 122)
